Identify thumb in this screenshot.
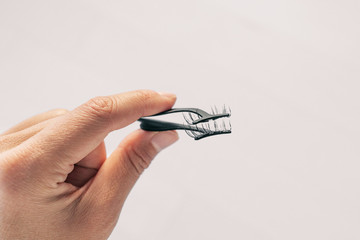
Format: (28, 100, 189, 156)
(81, 129, 178, 213)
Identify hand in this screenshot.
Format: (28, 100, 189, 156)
(0, 90, 179, 240)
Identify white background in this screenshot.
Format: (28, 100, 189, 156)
(1, 1, 360, 239)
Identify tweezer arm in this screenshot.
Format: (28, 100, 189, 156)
(138, 118, 205, 133)
(147, 108, 230, 124)
(150, 108, 207, 116)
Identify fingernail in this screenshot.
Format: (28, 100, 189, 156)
(151, 131, 179, 152)
(158, 92, 177, 99)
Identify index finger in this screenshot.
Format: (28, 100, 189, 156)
(22, 90, 176, 169)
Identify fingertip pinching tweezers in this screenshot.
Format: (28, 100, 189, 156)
(138, 106, 232, 140)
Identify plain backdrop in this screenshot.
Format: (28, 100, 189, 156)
(1, 1, 360, 239)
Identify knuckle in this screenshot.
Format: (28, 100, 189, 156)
(0, 135, 11, 153)
(50, 108, 69, 116)
(125, 145, 156, 176)
(0, 152, 26, 190)
(85, 96, 115, 121)
(132, 90, 157, 116)
(135, 89, 156, 101)
(0, 159, 15, 181)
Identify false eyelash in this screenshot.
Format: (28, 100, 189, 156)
(138, 106, 232, 140)
(182, 105, 231, 125)
(184, 118, 232, 140)
(211, 104, 232, 116)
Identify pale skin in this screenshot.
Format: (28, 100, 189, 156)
(0, 90, 179, 240)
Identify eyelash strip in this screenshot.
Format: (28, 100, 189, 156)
(138, 106, 232, 140)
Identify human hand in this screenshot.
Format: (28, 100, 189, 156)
(0, 90, 179, 240)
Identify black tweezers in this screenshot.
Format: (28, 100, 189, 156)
(138, 107, 232, 140)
